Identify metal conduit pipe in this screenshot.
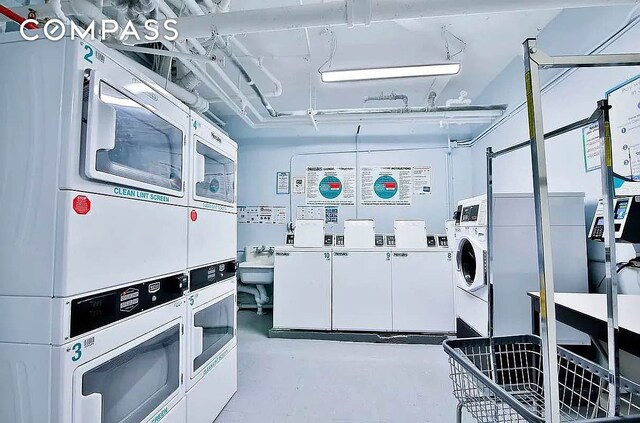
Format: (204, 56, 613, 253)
(229, 36, 282, 97)
(213, 36, 291, 118)
(149, 0, 640, 41)
(364, 91, 409, 108)
(155, 0, 261, 126)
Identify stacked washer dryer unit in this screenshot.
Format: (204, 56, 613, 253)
(0, 36, 192, 422)
(185, 115, 238, 423)
(453, 193, 589, 344)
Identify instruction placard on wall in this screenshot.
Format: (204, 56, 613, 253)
(412, 166, 432, 195)
(582, 123, 601, 172)
(239, 206, 287, 224)
(609, 75, 640, 195)
(276, 172, 290, 195)
(292, 177, 305, 194)
(305, 167, 356, 205)
(361, 166, 412, 206)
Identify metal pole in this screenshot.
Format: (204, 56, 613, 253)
(523, 38, 561, 423)
(486, 147, 495, 340)
(597, 99, 620, 416)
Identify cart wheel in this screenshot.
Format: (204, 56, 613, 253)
(456, 402, 463, 423)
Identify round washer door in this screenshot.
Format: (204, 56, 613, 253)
(455, 236, 486, 291)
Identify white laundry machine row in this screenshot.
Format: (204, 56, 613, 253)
(273, 246, 455, 333)
(0, 273, 188, 423)
(185, 275, 238, 423)
(0, 34, 191, 298)
(453, 193, 589, 344)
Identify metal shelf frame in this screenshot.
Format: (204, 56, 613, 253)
(483, 38, 640, 422)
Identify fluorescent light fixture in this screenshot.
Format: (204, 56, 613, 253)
(321, 63, 460, 83)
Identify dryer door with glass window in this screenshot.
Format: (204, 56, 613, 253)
(455, 236, 486, 291)
(192, 137, 236, 208)
(83, 71, 186, 197)
(189, 292, 236, 383)
(74, 322, 182, 423)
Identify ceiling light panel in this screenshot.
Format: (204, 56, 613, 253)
(321, 63, 461, 82)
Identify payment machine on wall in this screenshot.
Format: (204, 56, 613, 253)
(589, 196, 640, 243)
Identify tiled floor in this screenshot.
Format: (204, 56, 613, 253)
(216, 311, 464, 422)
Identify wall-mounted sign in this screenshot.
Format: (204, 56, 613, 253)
(608, 74, 640, 196)
(239, 206, 287, 224)
(582, 123, 601, 172)
(412, 166, 432, 195)
(276, 171, 290, 195)
(361, 166, 412, 206)
(305, 167, 356, 205)
(292, 177, 305, 194)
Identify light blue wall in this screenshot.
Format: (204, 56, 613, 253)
(235, 133, 473, 251)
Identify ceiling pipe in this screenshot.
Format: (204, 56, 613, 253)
(213, 36, 291, 118)
(364, 91, 409, 108)
(145, 0, 640, 42)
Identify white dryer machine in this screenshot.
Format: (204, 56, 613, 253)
(0, 273, 188, 423)
(185, 274, 238, 423)
(0, 35, 191, 298)
(453, 193, 589, 344)
(187, 114, 238, 271)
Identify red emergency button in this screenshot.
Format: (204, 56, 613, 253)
(72, 195, 91, 215)
(190, 210, 198, 221)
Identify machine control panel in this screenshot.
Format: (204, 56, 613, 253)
(70, 274, 187, 338)
(386, 235, 396, 247)
(426, 235, 437, 247)
(589, 196, 640, 243)
(375, 234, 385, 247)
(335, 235, 345, 246)
(285, 234, 295, 245)
(438, 235, 448, 248)
(324, 234, 334, 246)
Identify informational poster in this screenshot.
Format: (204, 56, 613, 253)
(608, 75, 640, 196)
(275, 207, 287, 224)
(292, 177, 305, 194)
(582, 123, 601, 172)
(360, 166, 412, 206)
(412, 166, 432, 195)
(238, 206, 287, 224)
(305, 167, 356, 205)
(296, 206, 325, 220)
(276, 171, 290, 195)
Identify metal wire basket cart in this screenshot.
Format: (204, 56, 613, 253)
(444, 39, 640, 422)
(444, 335, 640, 422)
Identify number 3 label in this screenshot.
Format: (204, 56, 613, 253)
(71, 342, 82, 362)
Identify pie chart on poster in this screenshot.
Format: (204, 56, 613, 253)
(319, 176, 342, 199)
(374, 175, 398, 199)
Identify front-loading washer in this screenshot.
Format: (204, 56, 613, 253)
(0, 273, 188, 423)
(453, 193, 589, 344)
(0, 35, 190, 298)
(454, 227, 487, 292)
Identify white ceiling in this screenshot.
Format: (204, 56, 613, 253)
(204, 1, 560, 120)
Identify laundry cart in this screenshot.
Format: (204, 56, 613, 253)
(444, 40, 640, 423)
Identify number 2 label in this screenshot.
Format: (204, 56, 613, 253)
(83, 45, 94, 64)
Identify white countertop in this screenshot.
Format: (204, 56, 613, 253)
(528, 292, 640, 334)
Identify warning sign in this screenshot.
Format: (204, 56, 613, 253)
(361, 166, 412, 206)
(73, 195, 91, 215)
(306, 167, 356, 206)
